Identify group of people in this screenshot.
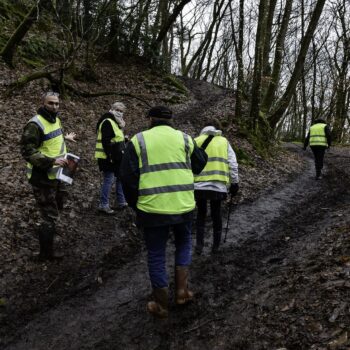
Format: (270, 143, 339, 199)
(21, 92, 240, 318)
(21, 91, 331, 319)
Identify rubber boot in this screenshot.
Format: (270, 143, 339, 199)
(147, 287, 169, 319)
(175, 266, 194, 305)
(212, 230, 222, 254)
(195, 226, 205, 255)
(38, 226, 51, 261)
(38, 225, 63, 261)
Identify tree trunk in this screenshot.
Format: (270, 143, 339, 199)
(150, 0, 191, 59)
(248, 0, 269, 130)
(260, 0, 293, 114)
(267, 0, 327, 129)
(1, 0, 48, 68)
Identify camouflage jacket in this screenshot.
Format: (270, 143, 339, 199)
(21, 107, 61, 187)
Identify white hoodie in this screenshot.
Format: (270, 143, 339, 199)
(194, 126, 239, 193)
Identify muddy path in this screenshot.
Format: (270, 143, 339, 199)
(2, 145, 349, 350)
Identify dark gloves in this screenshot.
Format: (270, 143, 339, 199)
(229, 183, 239, 196)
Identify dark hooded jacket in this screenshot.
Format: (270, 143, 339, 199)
(120, 119, 207, 228)
(96, 112, 124, 174)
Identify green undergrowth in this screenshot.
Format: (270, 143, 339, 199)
(232, 144, 255, 166)
(163, 75, 188, 95)
(0, 0, 27, 22)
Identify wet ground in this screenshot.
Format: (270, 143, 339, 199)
(2, 145, 349, 350)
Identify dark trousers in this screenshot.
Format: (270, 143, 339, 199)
(32, 183, 68, 256)
(32, 183, 67, 228)
(311, 146, 327, 176)
(143, 221, 192, 289)
(196, 199, 222, 248)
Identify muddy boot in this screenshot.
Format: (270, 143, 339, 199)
(175, 266, 194, 305)
(38, 226, 51, 261)
(315, 169, 322, 180)
(38, 225, 63, 261)
(212, 230, 222, 254)
(147, 287, 168, 319)
(195, 226, 205, 255)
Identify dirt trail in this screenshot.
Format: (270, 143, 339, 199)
(3, 145, 349, 350)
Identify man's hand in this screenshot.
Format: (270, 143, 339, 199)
(64, 132, 77, 142)
(229, 183, 239, 196)
(54, 158, 68, 167)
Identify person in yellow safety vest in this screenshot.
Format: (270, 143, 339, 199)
(303, 118, 332, 180)
(194, 120, 239, 255)
(21, 91, 77, 261)
(95, 101, 128, 214)
(120, 106, 207, 319)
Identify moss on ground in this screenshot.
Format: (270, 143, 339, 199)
(163, 75, 188, 95)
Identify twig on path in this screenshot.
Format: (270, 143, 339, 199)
(183, 317, 224, 334)
(46, 277, 59, 292)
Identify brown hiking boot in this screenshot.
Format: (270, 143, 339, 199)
(175, 266, 194, 305)
(147, 287, 168, 319)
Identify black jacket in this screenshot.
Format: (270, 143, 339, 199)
(120, 121, 207, 227)
(96, 112, 124, 173)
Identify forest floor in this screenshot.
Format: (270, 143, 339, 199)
(0, 61, 350, 349)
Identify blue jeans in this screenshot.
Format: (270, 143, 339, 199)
(99, 171, 126, 207)
(143, 221, 192, 289)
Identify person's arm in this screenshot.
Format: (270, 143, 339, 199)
(21, 122, 55, 170)
(119, 141, 140, 209)
(325, 125, 332, 147)
(227, 143, 239, 184)
(64, 132, 77, 142)
(100, 120, 116, 160)
(303, 131, 310, 150)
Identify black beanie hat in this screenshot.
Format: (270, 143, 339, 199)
(147, 106, 173, 119)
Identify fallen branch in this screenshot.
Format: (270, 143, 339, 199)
(46, 277, 59, 292)
(183, 317, 224, 334)
(7, 72, 151, 106)
(63, 83, 152, 106)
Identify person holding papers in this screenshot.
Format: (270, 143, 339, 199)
(21, 91, 77, 261)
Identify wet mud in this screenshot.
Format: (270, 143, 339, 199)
(2, 145, 350, 350)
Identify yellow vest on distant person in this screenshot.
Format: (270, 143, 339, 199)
(95, 118, 124, 159)
(194, 135, 229, 185)
(26, 115, 67, 180)
(131, 125, 195, 215)
(310, 123, 328, 147)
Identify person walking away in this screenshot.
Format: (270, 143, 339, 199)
(303, 118, 331, 180)
(21, 91, 77, 261)
(194, 121, 239, 254)
(95, 101, 128, 214)
(120, 106, 207, 318)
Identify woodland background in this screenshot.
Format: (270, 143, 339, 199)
(0, 0, 349, 147)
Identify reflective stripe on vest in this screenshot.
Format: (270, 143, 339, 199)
(194, 135, 229, 185)
(310, 123, 328, 146)
(95, 118, 124, 159)
(131, 125, 195, 215)
(26, 115, 67, 180)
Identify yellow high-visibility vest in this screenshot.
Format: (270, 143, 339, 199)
(194, 135, 229, 185)
(95, 118, 124, 159)
(26, 115, 67, 180)
(131, 125, 195, 214)
(310, 123, 328, 147)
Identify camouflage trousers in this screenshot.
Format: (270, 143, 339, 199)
(32, 182, 68, 230)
